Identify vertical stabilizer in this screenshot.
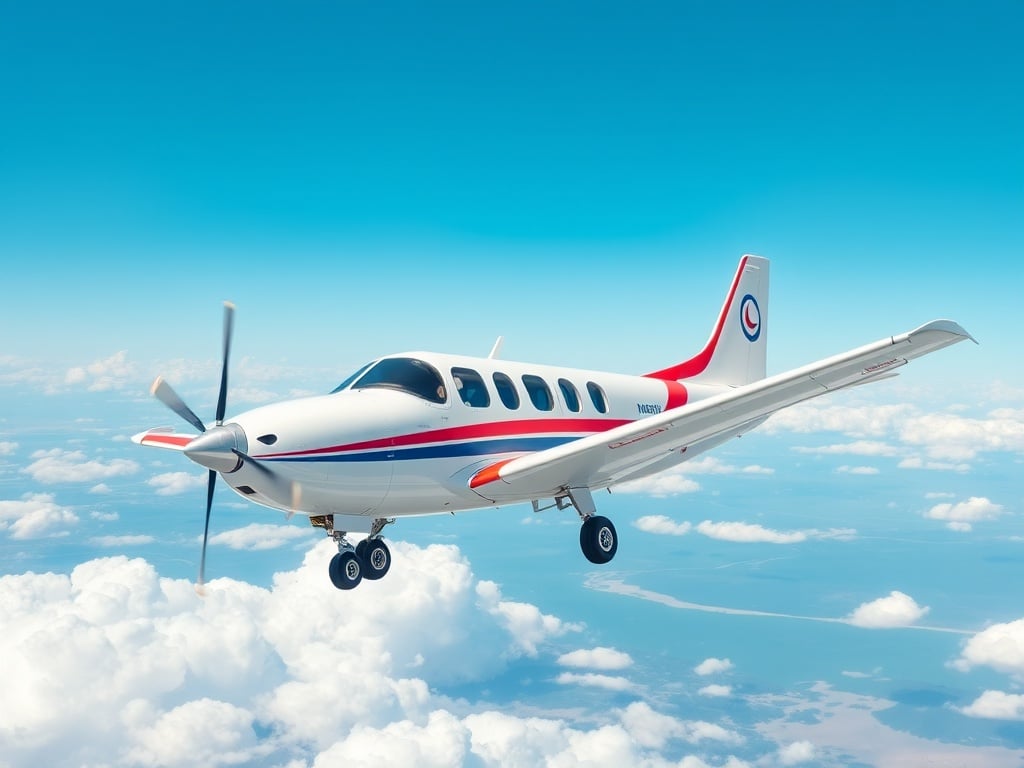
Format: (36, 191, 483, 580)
(645, 255, 769, 386)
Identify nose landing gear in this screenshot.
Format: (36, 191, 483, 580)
(314, 515, 394, 590)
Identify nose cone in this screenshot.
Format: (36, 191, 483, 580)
(184, 424, 247, 473)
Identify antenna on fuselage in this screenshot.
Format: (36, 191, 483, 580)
(488, 336, 504, 359)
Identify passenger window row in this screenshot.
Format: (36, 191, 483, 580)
(452, 367, 608, 414)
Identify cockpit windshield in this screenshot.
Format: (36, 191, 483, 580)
(330, 362, 374, 394)
(347, 357, 447, 404)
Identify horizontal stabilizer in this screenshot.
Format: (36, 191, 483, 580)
(132, 427, 195, 451)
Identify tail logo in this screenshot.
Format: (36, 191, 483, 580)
(740, 294, 761, 342)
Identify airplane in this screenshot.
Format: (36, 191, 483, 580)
(133, 255, 974, 591)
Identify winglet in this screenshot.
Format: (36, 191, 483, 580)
(906, 319, 977, 345)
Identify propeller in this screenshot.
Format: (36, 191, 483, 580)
(150, 302, 235, 593)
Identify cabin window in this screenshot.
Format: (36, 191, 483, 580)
(330, 361, 374, 393)
(452, 367, 490, 407)
(522, 375, 554, 411)
(493, 372, 520, 410)
(352, 357, 447, 404)
(558, 379, 581, 413)
(587, 381, 608, 414)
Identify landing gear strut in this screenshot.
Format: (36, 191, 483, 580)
(312, 515, 394, 590)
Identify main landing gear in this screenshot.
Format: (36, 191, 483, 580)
(535, 487, 619, 565)
(579, 514, 618, 564)
(311, 515, 393, 590)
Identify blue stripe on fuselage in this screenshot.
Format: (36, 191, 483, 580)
(264, 436, 573, 463)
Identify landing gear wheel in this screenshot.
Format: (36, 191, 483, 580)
(355, 539, 368, 559)
(361, 539, 391, 581)
(580, 515, 618, 564)
(329, 551, 363, 590)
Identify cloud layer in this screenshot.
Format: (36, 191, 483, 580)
(0, 540, 751, 767)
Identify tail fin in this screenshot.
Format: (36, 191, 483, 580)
(645, 255, 769, 386)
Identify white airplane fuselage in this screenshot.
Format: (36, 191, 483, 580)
(217, 354, 730, 521)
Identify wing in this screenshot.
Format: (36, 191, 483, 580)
(470, 320, 974, 501)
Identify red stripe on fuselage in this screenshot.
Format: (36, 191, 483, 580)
(256, 417, 631, 459)
(663, 380, 688, 409)
(643, 255, 748, 381)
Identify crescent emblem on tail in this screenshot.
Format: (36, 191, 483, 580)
(740, 294, 761, 342)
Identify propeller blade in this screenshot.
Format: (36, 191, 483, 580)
(197, 468, 216, 594)
(151, 377, 207, 433)
(232, 448, 303, 514)
(215, 301, 235, 426)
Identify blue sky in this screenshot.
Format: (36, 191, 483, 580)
(2, 3, 1023, 767)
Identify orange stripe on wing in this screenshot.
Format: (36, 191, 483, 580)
(469, 458, 516, 489)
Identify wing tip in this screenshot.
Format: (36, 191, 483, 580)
(909, 319, 978, 345)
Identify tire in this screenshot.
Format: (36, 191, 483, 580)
(361, 539, 391, 581)
(355, 539, 368, 559)
(329, 551, 363, 590)
(580, 515, 618, 564)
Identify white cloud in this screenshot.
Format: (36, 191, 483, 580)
(763, 402, 913, 437)
(89, 483, 112, 494)
(840, 670, 872, 679)
(311, 709, 467, 768)
(947, 521, 973, 532)
(898, 456, 971, 472)
(90, 535, 156, 546)
(64, 350, 138, 392)
(695, 657, 734, 676)
(925, 497, 1004, 526)
(556, 647, 633, 671)
(554, 671, 635, 691)
(0, 440, 18, 455)
(847, 591, 929, 628)
(459, 704, 743, 767)
(954, 618, 1024, 675)
(616, 472, 700, 497)
(24, 448, 139, 484)
(0, 493, 78, 539)
(122, 698, 266, 767)
(608, 456, 779, 498)
(959, 691, 1024, 721)
(476, 580, 580, 657)
(764, 400, 1024, 464)
(674, 456, 774, 475)
(696, 521, 806, 544)
(836, 465, 880, 475)
(900, 411, 1024, 461)
(208, 524, 312, 551)
(778, 740, 817, 765)
(634, 515, 692, 536)
(793, 440, 898, 457)
(147, 471, 207, 496)
(925, 492, 956, 499)
(699, 684, 732, 697)
(0, 541, 639, 767)
(617, 701, 743, 748)
(91, 510, 119, 522)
